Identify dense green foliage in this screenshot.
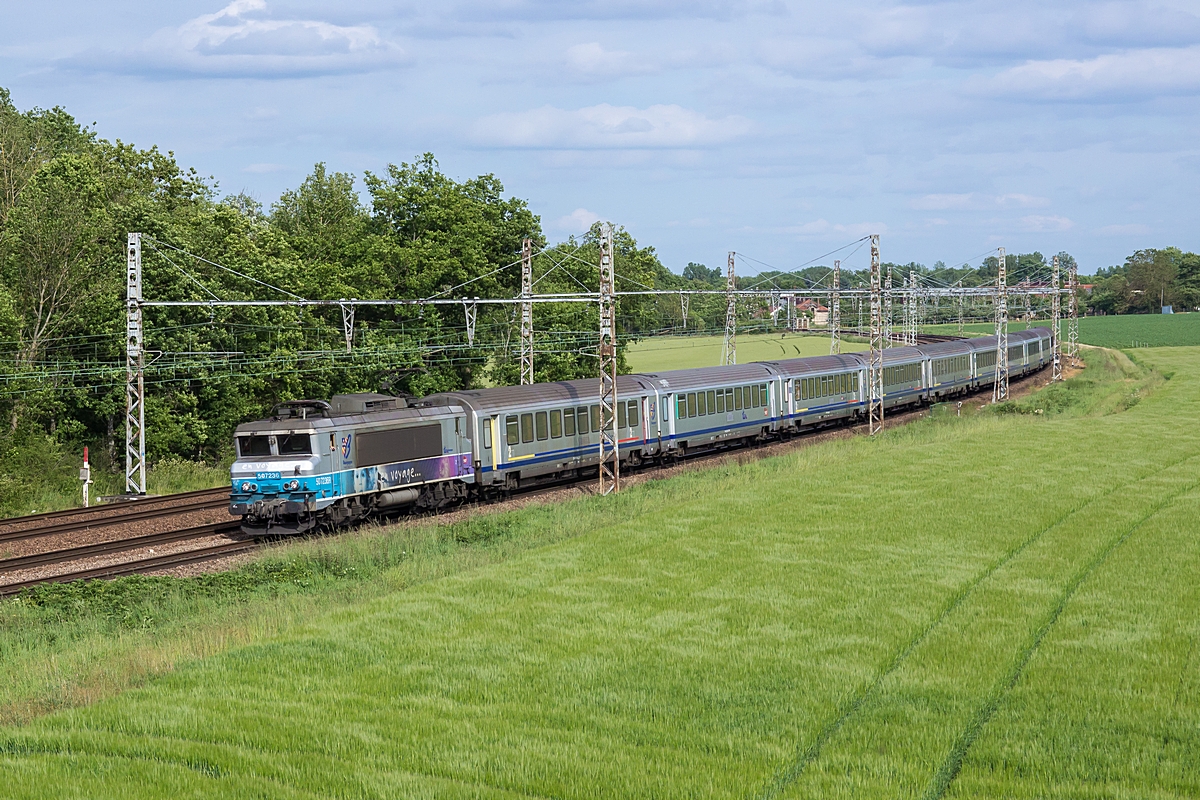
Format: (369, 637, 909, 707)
(0, 346, 1196, 797)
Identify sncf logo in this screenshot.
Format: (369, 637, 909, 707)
(340, 434, 352, 460)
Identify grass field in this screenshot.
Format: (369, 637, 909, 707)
(0, 346, 1197, 797)
(627, 331, 866, 372)
(925, 311, 1200, 349)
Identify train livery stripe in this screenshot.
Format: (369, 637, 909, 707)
(233, 452, 474, 503)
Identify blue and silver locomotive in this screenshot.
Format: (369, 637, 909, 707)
(230, 328, 1053, 534)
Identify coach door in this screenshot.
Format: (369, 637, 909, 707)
(479, 415, 499, 476)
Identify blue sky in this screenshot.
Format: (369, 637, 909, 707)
(3, 0, 1199, 274)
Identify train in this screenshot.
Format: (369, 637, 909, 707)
(228, 327, 1054, 534)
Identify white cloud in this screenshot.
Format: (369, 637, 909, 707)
(1019, 215, 1074, 232)
(473, 103, 751, 149)
(778, 219, 886, 238)
(556, 208, 604, 232)
(564, 42, 657, 79)
(1095, 223, 1152, 236)
(911, 193, 1050, 211)
(988, 45, 1200, 100)
(61, 0, 407, 78)
(910, 194, 974, 211)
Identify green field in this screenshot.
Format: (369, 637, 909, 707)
(0, 346, 1198, 797)
(925, 311, 1200, 349)
(627, 331, 866, 372)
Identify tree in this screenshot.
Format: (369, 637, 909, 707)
(364, 154, 542, 395)
(2, 154, 110, 370)
(683, 262, 721, 285)
(1125, 248, 1179, 312)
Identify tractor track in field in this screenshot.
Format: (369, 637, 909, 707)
(0, 364, 1060, 595)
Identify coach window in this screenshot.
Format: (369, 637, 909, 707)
(550, 410, 562, 438)
(590, 404, 601, 432)
(676, 395, 686, 420)
(535, 411, 548, 441)
(734, 387, 743, 410)
(724, 388, 733, 410)
(577, 406, 590, 434)
(628, 400, 639, 427)
(618, 402, 627, 429)
(698, 391, 707, 416)
(707, 390, 716, 414)
(505, 415, 519, 446)
(482, 421, 492, 449)
(686, 392, 696, 418)
(520, 413, 534, 443)
(563, 408, 576, 436)
(716, 390, 726, 413)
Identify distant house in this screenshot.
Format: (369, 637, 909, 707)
(795, 299, 830, 327)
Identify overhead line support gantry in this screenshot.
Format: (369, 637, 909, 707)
(1051, 255, 1062, 382)
(519, 238, 534, 385)
(721, 251, 737, 365)
(867, 234, 884, 435)
(597, 224, 619, 496)
(830, 260, 841, 355)
(993, 246, 1009, 403)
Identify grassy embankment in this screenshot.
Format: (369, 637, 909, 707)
(626, 330, 865, 372)
(0, 452, 228, 519)
(0, 343, 1195, 797)
(925, 310, 1200, 349)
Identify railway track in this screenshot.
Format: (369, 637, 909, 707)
(0, 486, 240, 598)
(0, 520, 242, 575)
(0, 539, 259, 597)
(0, 491, 229, 545)
(0, 487, 228, 529)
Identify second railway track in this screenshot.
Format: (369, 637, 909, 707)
(0, 539, 260, 597)
(0, 492, 230, 545)
(0, 520, 243, 575)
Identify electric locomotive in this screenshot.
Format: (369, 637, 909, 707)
(229, 393, 472, 534)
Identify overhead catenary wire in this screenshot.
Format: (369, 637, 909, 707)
(145, 236, 305, 301)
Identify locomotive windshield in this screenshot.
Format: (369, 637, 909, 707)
(278, 434, 313, 455)
(237, 435, 272, 457)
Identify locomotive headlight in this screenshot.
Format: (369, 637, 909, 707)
(241, 482, 251, 492)
(285, 480, 300, 491)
